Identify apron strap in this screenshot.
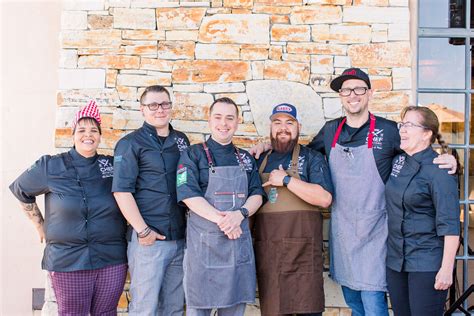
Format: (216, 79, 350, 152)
(258, 150, 272, 174)
(289, 144, 301, 176)
(331, 113, 376, 149)
(202, 142, 215, 172)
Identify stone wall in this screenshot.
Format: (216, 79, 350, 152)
(57, 0, 412, 154)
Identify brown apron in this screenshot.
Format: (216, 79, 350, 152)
(253, 144, 324, 315)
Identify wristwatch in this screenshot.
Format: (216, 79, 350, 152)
(283, 175, 292, 187)
(240, 207, 249, 219)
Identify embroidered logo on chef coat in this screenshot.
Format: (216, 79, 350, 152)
(177, 164, 187, 186)
(390, 155, 406, 178)
(98, 159, 114, 178)
(176, 137, 188, 152)
(235, 152, 253, 171)
(287, 156, 305, 175)
(367, 128, 384, 149)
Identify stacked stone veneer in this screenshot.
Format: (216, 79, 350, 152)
(57, 0, 412, 155)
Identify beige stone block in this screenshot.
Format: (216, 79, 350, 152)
(61, 11, 88, 30)
(113, 8, 156, 29)
(287, 42, 347, 55)
(122, 30, 165, 40)
(216, 93, 248, 105)
(282, 53, 310, 63)
(224, 0, 253, 8)
(212, 0, 223, 7)
(165, 30, 198, 41)
(113, 109, 143, 130)
(371, 76, 392, 91)
(78, 47, 125, 55)
(78, 55, 140, 69)
(172, 119, 209, 133)
(186, 132, 206, 145)
(180, 1, 211, 7)
(389, 0, 408, 6)
(106, 69, 118, 87)
(117, 85, 138, 100)
(59, 49, 78, 68)
(368, 68, 391, 76)
(304, 0, 349, 4)
(61, 30, 122, 48)
(270, 15, 290, 24)
(89, 10, 110, 15)
(157, 41, 195, 60)
(63, 0, 105, 10)
(323, 97, 343, 118)
(252, 5, 292, 14)
(388, 23, 409, 41)
(310, 24, 330, 42)
(255, 0, 301, 5)
(106, 0, 131, 8)
(312, 24, 371, 44)
(172, 60, 251, 83)
(231, 8, 251, 14)
(353, 0, 389, 5)
(251, 61, 265, 79)
(322, 307, 340, 316)
(271, 24, 310, 42)
(59, 69, 106, 89)
(241, 47, 268, 60)
(173, 84, 204, 92)
(290, 5, 342, 24)
(372, 23, 388, 31)
(348, 42, 411, 67)
(173, 92, 213, 120)
(369, 91, 409, 112)
(269, 46, 282, 60)
(195, 44, 240, 60)
(310, 74, 333, 92)
(140, 58, 174, 72)
(122, 44, 158, 56)
(117, 73, 172, 87)
(311, 55, 333, 74)
(121, 69, 148, 75)
(392, 67, 412, 90)
(88, 14, 114, 29)
(207, 7, 232, 14)
(334, 55, 350, 68)
(343, 6, 409, 23)
(57, 89, 121, 107)
(204, 83, 245, 93)
(198, 14, 270, 44)
(156, 7, 207, 30)
(264, 60, 310, 84)
(132, 0, 179, 7)
(372, 30, 388, 43)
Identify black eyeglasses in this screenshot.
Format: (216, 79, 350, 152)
(397, 121, 427, 130)
(339, 87, 369, 97)
(142, 102, 172, 111)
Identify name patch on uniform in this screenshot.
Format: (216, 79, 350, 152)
(98, 159, 114, 178)
(177, 165, 187, 186)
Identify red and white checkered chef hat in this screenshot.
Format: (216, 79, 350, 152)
(72, 100, 102, 128)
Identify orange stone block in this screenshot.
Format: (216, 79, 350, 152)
(157, 41, 195, 60)
(371, 76, 392, 91)
(101, 129, 125, 149)
(223, 0, 254, 8)
(241, 47, 268, 60)
(255, 0, 302, 5)
(270, 15, 290, 24)
(88, 15, 113, 29)
(156, 8, 207, 30)
(140, 58, 174, 72)
(290, 5, 342, 24)
(172, 60, 251, 83)
(252, 5, 292, 14)
(269, 46, 282, 61)
(232, 136, 259, 149)
(271, 24, 310, 42)
(349, 42, 411, 68)
(122, 44, 158, 56)
(78, 55, 140, 69)
(100, 114, 114, 129)
(232, 8, 252, 14)
(369, 91, 409, 113)
(264, 60, 310, 84)
(77, 48, 126, 55)
(368, 68, 392, 76)
(287, 42, 347, 55)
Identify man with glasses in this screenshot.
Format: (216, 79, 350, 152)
(112, 85, 189, 315)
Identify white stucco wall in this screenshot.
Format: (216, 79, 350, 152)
(1, 1, 61, 314)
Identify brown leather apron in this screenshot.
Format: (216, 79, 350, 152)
(253, 144, 324, 315)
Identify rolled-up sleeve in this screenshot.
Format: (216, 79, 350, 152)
(112, 138, 139, 193)
(9, 155, 50, 203)
(431, 172, 460, 236)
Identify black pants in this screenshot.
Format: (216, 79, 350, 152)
(386, 268, 448, 316)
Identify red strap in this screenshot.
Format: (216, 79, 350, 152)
(202, 142, 213, 166)
(331, 114, 376, 149)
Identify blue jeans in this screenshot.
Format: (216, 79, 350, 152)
(127, 232, 185, 315)
(341, 286, 389, 316)
(186, 303, 246, 316)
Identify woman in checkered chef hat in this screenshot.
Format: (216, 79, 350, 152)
(9, 100, 128, 315)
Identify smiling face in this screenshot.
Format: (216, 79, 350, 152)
(208, 101, 239, 145)
(140, 91, 172, 131)
(270, 114, 300, 153)
(340, 79, 372, 117)
(399, 110, 433, 156)
(73, 118, 101, 157)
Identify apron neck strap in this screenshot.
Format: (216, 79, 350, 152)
(202, 141, 244, 172)
(290, 144, 301, 174)
(331, 113, 376, 149)
(258, 150, 272, 174)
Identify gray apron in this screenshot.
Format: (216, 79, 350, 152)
(328, 114, 388, 291)
(184, 142, 256, 309)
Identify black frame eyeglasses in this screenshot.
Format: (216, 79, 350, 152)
(142, 102, 173, 111)
(338, 87, 369, 97)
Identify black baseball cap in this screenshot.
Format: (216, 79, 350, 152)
(330, 68, 371, 92)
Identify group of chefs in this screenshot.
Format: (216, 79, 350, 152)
(10, 68, 460, 316)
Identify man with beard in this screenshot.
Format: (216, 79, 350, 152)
(253, 103, 333, 316)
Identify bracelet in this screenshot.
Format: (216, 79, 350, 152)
(138, 226, 151, 238)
